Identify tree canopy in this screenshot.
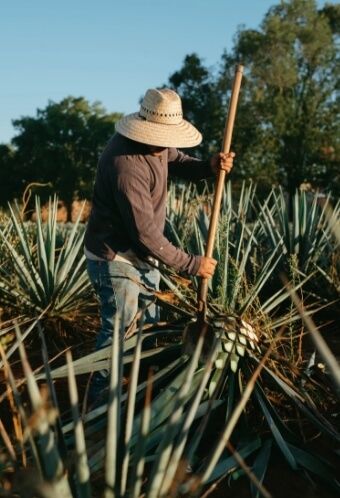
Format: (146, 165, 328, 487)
(167, 0, 339, 199)
(0, 0, 338, 210)
(231, 0, 340, 197)
(0, 97, 121, 218)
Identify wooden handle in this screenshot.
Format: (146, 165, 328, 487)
(206, 64, 244, 258)
(198, 64, 244, 306)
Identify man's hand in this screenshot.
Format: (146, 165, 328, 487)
(210, 151, 235, 175)
(196, 256, 217, 279)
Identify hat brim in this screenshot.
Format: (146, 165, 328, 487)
(115, 112, 202, 148)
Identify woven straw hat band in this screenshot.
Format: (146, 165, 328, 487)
(139, 89, 183, 125)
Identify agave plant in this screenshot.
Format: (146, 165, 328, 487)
(1, 309, 339, 497)
(0, 316, 270, 497)
(11, 182, 336, 496)
(0, 196, 97, 346)
(1, 184, 339, 497)
(254, 187, 340, 305)
(156, 180, 340, 492)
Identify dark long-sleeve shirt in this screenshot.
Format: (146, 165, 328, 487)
(84, 133, 213, 275)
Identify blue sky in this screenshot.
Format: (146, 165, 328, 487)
(1, 0, 324, 144)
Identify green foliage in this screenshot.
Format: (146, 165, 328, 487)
(167, 53, 225, 158)
(255, 187, 340, 303)
(158, 179, 340, 491)
(223, 0, 339, 197)
(0, 186, 339, 496)
(164, 181, 339, 348)
(0, 144, 16, 210)
(1, 97, 122, 217)
(0, 196, 96, 342)
(163, 181, 304, 338)
(166, 0, 339, 199)
(1, 284, 339, 496)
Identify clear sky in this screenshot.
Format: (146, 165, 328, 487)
(1, 0, 324, 144)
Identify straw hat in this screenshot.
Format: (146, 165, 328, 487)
(115, 88, 202, 148)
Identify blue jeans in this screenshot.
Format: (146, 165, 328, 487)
(87, 259, 160, 407)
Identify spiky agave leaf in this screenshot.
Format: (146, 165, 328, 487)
(58, 316, 231, 496)
(255, 187, 340, 302)
(2, 183, 339, 496)
(2, 319, 214, 497)
(161, 180, 340, 492)
(72, 179, 340, 494)
(0, 195, 97, 342)
(0, 326, 74, 497)
(66, 350, 91, 498)
(5, 314, 339, 498)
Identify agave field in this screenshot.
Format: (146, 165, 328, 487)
(0, 182, 339, 498)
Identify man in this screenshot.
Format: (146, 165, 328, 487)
(84, 88, 234, 406)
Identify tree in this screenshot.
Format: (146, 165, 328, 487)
(167, 54, 226, 159)
(166, 55, 246, 195)
(166, 1, 339, 201)
(3, 97, 122, 219)
(0, 144, 17, 211)
(221, 0, 339, 199)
